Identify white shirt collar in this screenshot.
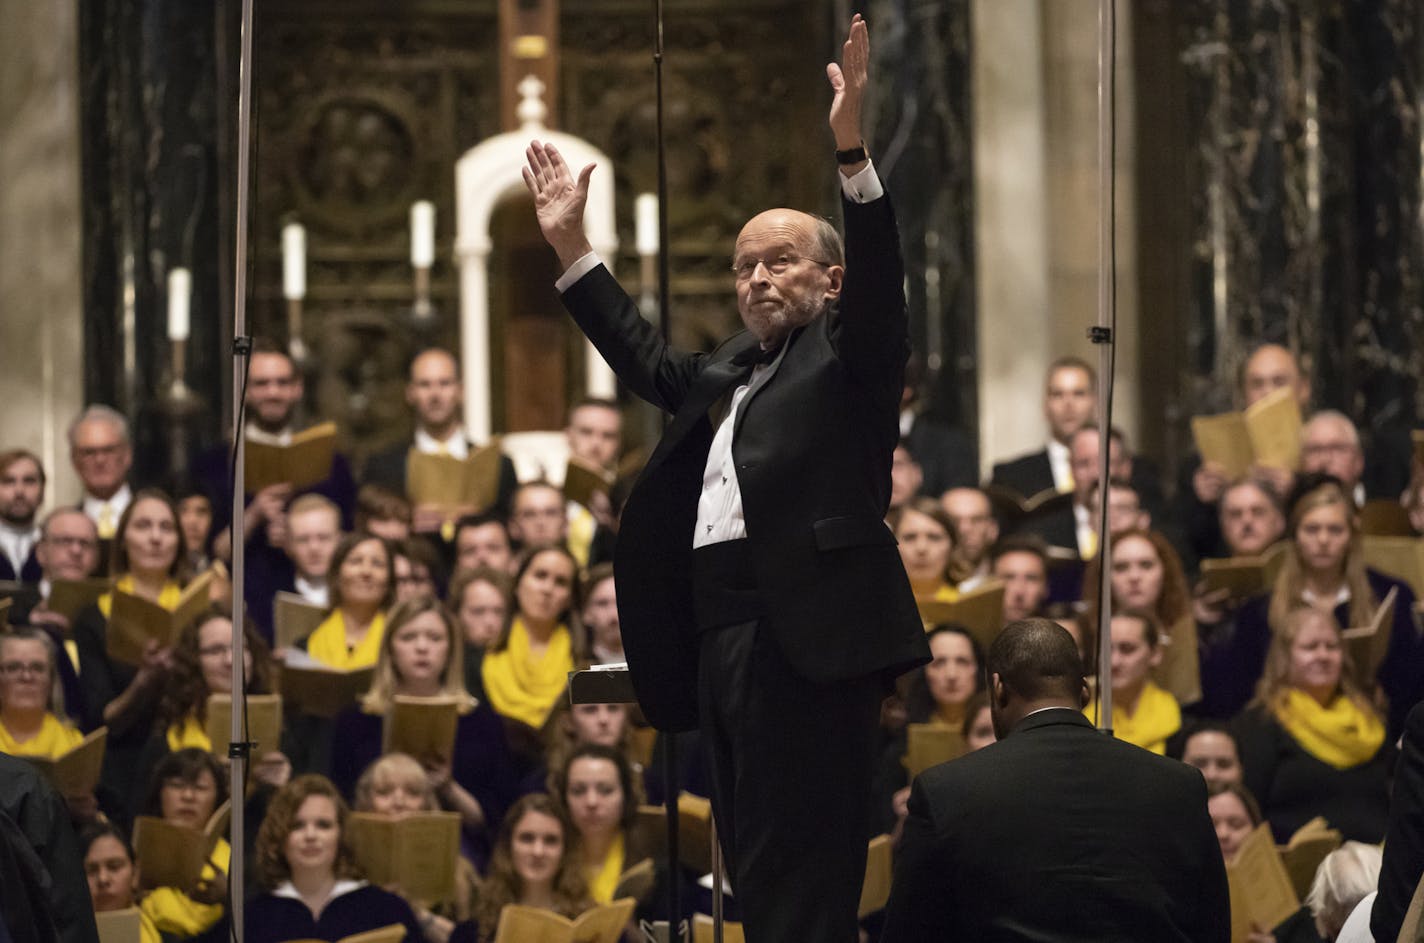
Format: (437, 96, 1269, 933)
(245, 423, 292, 446)
(899, 408, 914, 438)
(82, 483, 132, 519)
(413, 427, 469, 459)
(294, 576, 329, 608)
(1302, 585, 1351, 608)
(270, 878, 365, 902)
(1046, 439, 1073, 492)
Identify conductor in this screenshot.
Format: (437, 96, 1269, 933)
(522, 15, 929, 941)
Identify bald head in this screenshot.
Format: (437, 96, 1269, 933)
(732, 209, 844, 346)
(1242, 344, 1310, 408)
(987, 618, 1089, 738)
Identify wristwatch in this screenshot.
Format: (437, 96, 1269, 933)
(835, 143, 868, 165)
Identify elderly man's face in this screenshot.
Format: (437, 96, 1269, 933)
(1300, 417, 1364, 492)
(732, 210, 842, 347)
(71, 419, 131, 498)
(1220, 483, 1284, 557)
(36, 511, 99, 581)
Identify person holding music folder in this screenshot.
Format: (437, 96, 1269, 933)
(989, 535, 1052, 623)
(69, 405, 135, 544)
(540, 696, 642, 805)
(552, 743, 658, 906)
(136, 748, 229, 938)
(1226, 474, 1422, 734)
(80, 821, 161, 943)
(362, 346, 519, 528)
(137, 605, 291, 811)
(328, 596, 515, 855)
(875, 624, 984, 834)
(880, 618, 1230, 942)
(0, 448, 45, 584)
(457, 793, 592, 943)
(1235, 606, 1391, 845)
(940, 487, 998, 592)
(1088, 611, 1182, 755)
(296, 532, 394, 670)
(72, 489, 190, 802)
(522, 16, 928, 939)
(564, 397, 623, 569)
(480, 544, 586, 733)
(889, 498, 960, 603)
(354, 753, 481, 943)
(240, 774, 423, 943)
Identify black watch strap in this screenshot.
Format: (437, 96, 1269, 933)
(835, 143, 868, 165)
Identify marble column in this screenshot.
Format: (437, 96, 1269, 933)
(0, 0, 85, 504)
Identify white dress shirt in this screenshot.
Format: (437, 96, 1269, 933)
(0, 520, 38, 575)
(293, 575, 329, 608)
(414, 427, 469, 459)
(82, 482, 132, 532)
(1047, 438, 1073, 493)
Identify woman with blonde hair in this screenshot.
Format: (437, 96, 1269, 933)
(1236, 606, 1391, 843)
(353, 753, 483, 943)
(243, 774, 422, 942)
(1229, 474, 1420, 733)
(328, 596, 515, 856)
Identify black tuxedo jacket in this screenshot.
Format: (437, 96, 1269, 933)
(881, 708, 1229, 942)
(361, 440, 518, 518)
(560, 188, 929, 731)
(1374, 700, 1424, 942)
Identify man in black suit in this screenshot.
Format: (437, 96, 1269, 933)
(522, 16, 928, 940)
(1373, 700, 1424, 941)
(881, 619, 1229, 942)
(361, 346, 518, 528)
(0, 450, 44, 583)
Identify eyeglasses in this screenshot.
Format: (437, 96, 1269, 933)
(730, 254, 833, 281)
(0, 661, 48, 678)
(161, 777, 216, 795)
(73, 444, 126, 462)
(43, 535, 97, 551)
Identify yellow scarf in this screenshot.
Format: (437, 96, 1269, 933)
(139, 837, 229, 937)
(306, 610, 386, 670)
(586, 830, 626, 904)
(933, 703, 967, 730)
(481, 618, 574, 729)
(98, 576, 182, 618)
(1098, 681, 1180, 755)
(1274, 688, 1386, 770)
(567, 504, 596, 570)
(0, 713, 84, 758)
(165, 714, 211, 754)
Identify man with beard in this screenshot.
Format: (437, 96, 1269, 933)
(0, 450, 44, 583)
(521, 17, 928, 940)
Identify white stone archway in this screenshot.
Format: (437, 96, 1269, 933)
(453, 76, 619, 443)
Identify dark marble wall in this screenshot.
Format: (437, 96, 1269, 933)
(1158, 0, 1422, 495)
(860, 0, 977, 446)
(79, 0, 224, 491)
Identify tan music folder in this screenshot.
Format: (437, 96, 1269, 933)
(382, 695, 460, 768)
(916, 581, 1006, 651)
(902, 723, 966, 780)
(405, 440, 502, 513)
(204, 694, 282, 762)
(563, 456, 615, 509)
(245, 422, 337, 493)
(273, 591, 327, 651)
(23, 726, 107, 796)
(347, 811, 462, 904)
(107, 570, 214, 665)
(1342, 585, 1399, 685)
(1226, 823, 1300, 941)
(492, 898, 636, 943)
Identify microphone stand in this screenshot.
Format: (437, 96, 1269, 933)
(227, 0, 257, 936)
(1091, 0, 1118, 735)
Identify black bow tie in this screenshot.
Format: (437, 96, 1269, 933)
(734, 344, 781, 368)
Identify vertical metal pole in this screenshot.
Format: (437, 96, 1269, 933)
(228, 0, 256, 935)
(1093, 0, 1117, 734)
(709, 815, 723, 943)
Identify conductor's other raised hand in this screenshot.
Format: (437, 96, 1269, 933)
(523, 141, 596, 271)
(827, 15, 870, 162)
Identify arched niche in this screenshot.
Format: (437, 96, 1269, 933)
(454, 76, 618, 443)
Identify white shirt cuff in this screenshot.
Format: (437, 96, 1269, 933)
(839, 159, 883, 203)
(555, 252, 603, 293)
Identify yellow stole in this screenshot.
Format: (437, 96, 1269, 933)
(1100, 681, 1181, 755)
(1274, 688, 1385, 770)
(139, 837, 229, 937)
(481, 618, 574, 729)
(0, 713, 84, 758)
(567, 504, 596, 569)
(98, 576, 182, 618)
(306, 610, 387, 670)
(586, 830, 626, 904)
(166, 714, 211, 753)
(933, 703, 967, 730)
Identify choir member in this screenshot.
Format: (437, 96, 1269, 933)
(939, 487, 998, 592)
(446, 566, 511, 700)
(243, 775, 422, 942)
(453, 513, 514, 575)
(80, 821, 161, 943)
(297, 533, 393, 670)
(551, 743, 656, 905)
(1179, 723, 1244, 790)
(0, 448, 44, 583)
(1090, 611, 1181, 755)
(580, 563, 624, 665)
(136, 749, 229, 938)
(888, 498, 959, 602)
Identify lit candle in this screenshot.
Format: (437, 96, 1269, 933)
(411, 201, 435, 268)
(167, 268, 191, 341)
(282, 223, 306, 300)
(635, 193, 659, 256)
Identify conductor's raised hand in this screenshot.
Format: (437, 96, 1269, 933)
(826, 14, 870, 154)
(523, 141, 595, 270)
